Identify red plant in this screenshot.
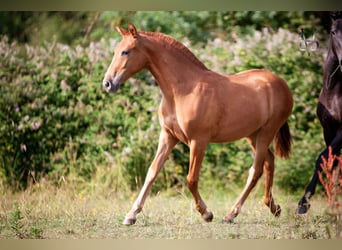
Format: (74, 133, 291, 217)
(318, 147, 342, 213)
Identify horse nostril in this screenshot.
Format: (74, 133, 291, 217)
(104, 81, 110, 89)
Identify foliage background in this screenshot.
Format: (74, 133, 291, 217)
(0, 11, 332, 195)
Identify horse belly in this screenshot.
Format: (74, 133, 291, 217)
(211, 70, 293, 142)
(211, 108, 266, 143)
(178, 96, 266, 143)
(211, 87, 269, 142)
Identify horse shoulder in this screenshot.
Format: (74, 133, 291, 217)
(158, 96, 191, 144)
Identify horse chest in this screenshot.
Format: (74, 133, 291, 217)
(161, 115, 192, 145)
(158, 102, 190, 144)
(329, 96, 342, 121)
(159, 98, 213, 145)
(319, 92, 342, 122)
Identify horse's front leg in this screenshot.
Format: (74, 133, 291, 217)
(187, 140, 213, 222)
(297, 130, 342, 214)
(123, 129, 178, 225)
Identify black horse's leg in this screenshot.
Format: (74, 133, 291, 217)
(297, 130, 342, 214)
(297, 149, 327, 214)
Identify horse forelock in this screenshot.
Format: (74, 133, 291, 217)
(139, 31, 208, 70)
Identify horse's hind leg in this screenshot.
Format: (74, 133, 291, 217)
(223, 134, 269, 223)
(263, 150, 281, 217)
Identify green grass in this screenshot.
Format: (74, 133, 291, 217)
(0, 183, 338, 239)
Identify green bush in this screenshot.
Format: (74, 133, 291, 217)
(0, 36, 110, 189)
(1, 12, 330, 47)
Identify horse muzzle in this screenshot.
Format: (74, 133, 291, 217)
(103, 79, 121, 93)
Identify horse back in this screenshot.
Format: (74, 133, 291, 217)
(228, 69, 293, 111)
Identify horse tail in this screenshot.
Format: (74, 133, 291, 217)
(274, 122, 292, 159)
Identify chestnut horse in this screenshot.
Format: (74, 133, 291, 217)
(297, 12, 342, 214)
(103, 23, 293, 225)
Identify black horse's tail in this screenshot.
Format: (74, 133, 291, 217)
(274, 122, 292, 159)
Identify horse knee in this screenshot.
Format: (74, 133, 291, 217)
(186, 176, 198, 192)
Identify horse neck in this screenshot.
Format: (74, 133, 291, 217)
(323, 39, 342, 91)
(141, 34, 209, 98)
(324, 49, 338, 80)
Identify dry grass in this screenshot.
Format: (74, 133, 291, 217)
(0, 183, 337, 239)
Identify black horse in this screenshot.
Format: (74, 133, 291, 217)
(297, 12, 342, 214)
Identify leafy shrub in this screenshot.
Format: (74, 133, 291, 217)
(1, 12, 330, 47)
(0, 36, 113, 189)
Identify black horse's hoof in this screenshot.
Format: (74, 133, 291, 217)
(297, 197, 311, 214)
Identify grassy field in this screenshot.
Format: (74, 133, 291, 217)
(0, 182, 339, 239)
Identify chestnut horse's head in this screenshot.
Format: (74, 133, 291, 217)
(103, 23, 148, 93)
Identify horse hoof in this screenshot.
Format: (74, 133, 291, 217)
(297, 197, 310, 214)
(222, 215, 235, 224)
(273, 205, 281, 217)
(202, 211, 214, 222)
(297, 203, 310, 214)
(122, 217, 137, 226)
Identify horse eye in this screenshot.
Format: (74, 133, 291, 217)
(331, 30, 336, 36)
(121, 50, 130, 56)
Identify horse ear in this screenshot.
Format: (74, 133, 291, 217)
(115, 26, 128, 36)
(128, 23, 138, 38)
